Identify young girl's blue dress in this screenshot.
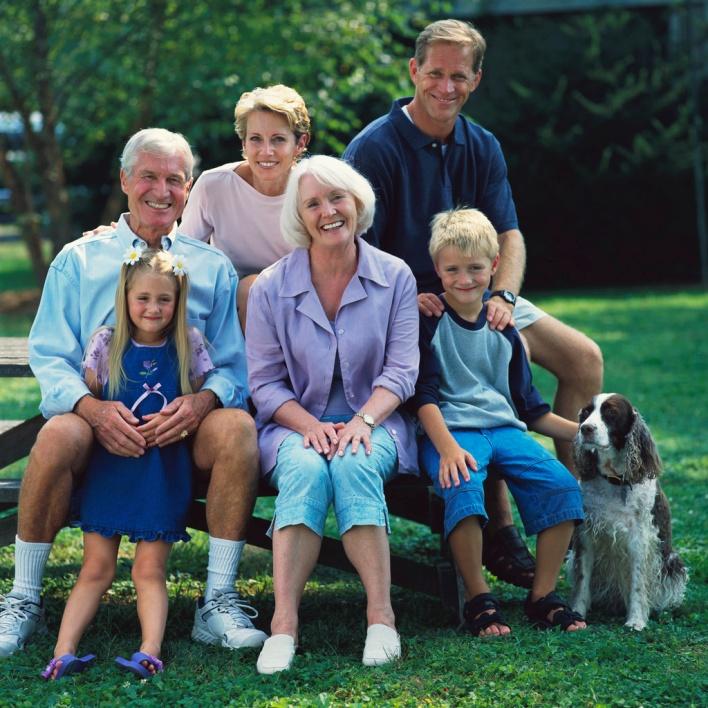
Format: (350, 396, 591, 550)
(73, 338, 192, 542)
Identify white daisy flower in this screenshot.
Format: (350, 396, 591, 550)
(172, 254, 188, 276)
(122, 245, 145, 266)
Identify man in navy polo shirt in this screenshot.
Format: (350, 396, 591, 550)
(344, 18, 603, 589)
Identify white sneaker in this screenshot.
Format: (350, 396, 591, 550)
(191, 589, 268, 649)
(0, 593, 46, 658)
(256, 634, 296, 674)
(362, 623, 401, 666)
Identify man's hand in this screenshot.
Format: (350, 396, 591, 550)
(486, 296, 515, 331)
(139, 390, 217, 447)
(82, 222, 117, 238)
(75, 395, 145, 457)
(418, 292, 445, 317)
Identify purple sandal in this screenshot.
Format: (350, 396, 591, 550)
(41, 653, 96, 680)
(115, 651, 164, 678)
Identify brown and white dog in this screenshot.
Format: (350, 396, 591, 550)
(569, 393, 687, 630)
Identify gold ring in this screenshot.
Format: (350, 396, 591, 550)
(180, 429, 189, 440)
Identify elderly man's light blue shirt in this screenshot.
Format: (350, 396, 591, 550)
(30, 214, 247, 417)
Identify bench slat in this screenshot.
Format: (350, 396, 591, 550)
(0, 415, 46, 469)
(0, 337, 32, 377)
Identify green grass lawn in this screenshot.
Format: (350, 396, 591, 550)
(0, 244, 705, 706)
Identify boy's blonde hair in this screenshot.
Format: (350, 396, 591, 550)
(108, 249, 192, 399)
(429, 208, 499, 262)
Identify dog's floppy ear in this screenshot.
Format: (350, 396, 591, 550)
(624, 409, 662, 482)
(573, 444, 600, 481)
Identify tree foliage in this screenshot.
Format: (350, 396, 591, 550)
(0, 2, 702, 287)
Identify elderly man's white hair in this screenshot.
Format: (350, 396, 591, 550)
(120, 127, 194, 181)
(280, 155, 376, 248)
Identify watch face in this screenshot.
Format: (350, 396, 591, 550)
(363, 414, 374, 426)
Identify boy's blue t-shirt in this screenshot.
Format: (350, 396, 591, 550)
(412, 299, 549, 430)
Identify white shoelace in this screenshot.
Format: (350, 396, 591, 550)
(0, 596, 30, 631)
(213, 592, 259, 625)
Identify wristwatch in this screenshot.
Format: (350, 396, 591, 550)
(355, 411, 375, 430)
(489, 289, 517, 306)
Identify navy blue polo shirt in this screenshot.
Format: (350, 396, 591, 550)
(344, 98, 519, 292)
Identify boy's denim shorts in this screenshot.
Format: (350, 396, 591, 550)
(420, 425, 583, 539)
(266, 415, 398, 538)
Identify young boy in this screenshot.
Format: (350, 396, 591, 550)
(413, 208, 587, 635)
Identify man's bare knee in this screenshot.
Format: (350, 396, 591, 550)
(28, 413, 93, 477)
(194, 408, 258, 469)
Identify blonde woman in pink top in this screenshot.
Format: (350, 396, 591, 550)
(180, 85, 310, 330)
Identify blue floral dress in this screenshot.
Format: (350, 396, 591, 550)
(73, 329, 212, 543)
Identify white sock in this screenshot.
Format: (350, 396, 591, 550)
(205, 537, 244, 601)
(12, 536, 52, 604)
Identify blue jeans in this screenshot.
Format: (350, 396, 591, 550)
(420, 425, 584, 539)
(266, 417, 398, 538)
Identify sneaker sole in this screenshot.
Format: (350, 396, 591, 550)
(191, 625, 267, 649)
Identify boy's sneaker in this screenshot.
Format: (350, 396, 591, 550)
(192, 589, 267, 649)
(0, 592, 46, 657)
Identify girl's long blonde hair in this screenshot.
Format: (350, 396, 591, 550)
(107, 249, 192, 399)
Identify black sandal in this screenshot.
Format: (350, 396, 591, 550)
(524, 591, 586, 631)
(482, 525, 535, 589)
(460, 593, 511, 637)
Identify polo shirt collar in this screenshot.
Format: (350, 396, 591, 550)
(390, 97, 466, 149)
(116, 212, 177, 251)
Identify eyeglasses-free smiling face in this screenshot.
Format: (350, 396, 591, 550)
(126, 271, 178, 345)
(242, 110, 308, 194)
(434, 245, 499, 313)
(120, 152, 191, 246)
(408, 42, 482, 139)
(298, 174, 359, 251)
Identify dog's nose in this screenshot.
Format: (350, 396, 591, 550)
(581, 423, 596, 437)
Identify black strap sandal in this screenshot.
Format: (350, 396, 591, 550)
(482, 525, 535, 589)
(460, 593, 511, 637)
(524, 591, 586, 631)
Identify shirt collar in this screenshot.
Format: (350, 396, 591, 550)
(116, 212, 177, 251)
(278, 237, 389, 298)
(390, 97, 466, 149)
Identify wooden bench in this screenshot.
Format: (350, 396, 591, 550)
(0, 337, 458, 609)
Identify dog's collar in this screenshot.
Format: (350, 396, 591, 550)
(603, 473, 631, 488)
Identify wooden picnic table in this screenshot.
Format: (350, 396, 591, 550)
(0, 337, 458, 609)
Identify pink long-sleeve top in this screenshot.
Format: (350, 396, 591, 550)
(179, 161, 293, 278)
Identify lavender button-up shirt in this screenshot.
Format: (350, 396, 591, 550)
(246, 237, 420, 476)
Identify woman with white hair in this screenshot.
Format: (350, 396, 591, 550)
(246, 156, 419, 674)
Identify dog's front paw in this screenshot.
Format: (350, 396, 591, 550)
(624, 618, 647, 631)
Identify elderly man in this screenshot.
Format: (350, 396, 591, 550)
(0, 128, 266, 657)
(344, 19, 603, 588)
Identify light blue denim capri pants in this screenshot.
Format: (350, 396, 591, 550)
(420, 425, 584, 539)
(266, 415, 399, 537)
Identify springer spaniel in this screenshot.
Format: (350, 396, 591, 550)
(569, 393, 687, 630)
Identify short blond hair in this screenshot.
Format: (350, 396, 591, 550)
(234, 84, 311, 141)
(429, 208, 499, 262)
(280, 156, 375, 249)
(415, 19, 486, 73)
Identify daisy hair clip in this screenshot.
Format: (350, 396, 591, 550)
(122, 244, 145, 266)
(171, 253, 188, 276)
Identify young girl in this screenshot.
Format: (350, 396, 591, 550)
(41, 248, 214, 680)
